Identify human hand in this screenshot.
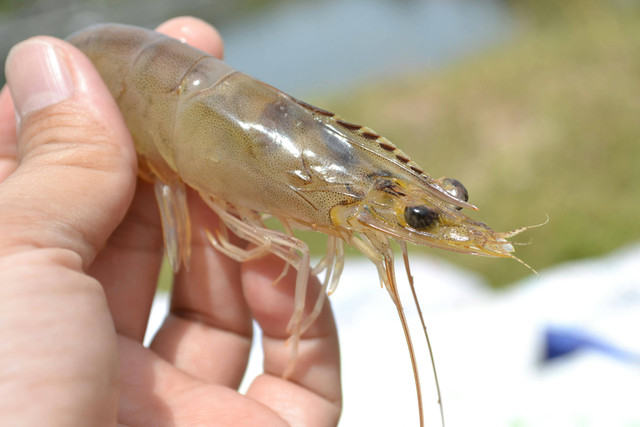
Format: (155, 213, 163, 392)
(0, 16, 341, 426)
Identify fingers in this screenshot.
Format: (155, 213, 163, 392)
(138, 249, 341, 427)
(90, 17, 227, 341)
(86, 179, 165, 341)
(117, 336, 287, 427)
(150, 192, 253, 387)
(0, 35, 137, 269)
(156, 16, 225, 59)
(0, 250, 119, 425)
(0, 33, 136, 425)
(243, 255, 342, 427)
(0, 87, 17, 181)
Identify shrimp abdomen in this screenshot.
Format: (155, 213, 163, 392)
(68, 24, 235, 180)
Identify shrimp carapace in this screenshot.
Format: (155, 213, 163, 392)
(68, 23, 539, 427)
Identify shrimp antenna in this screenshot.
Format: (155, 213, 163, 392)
(510, 253, 539, 276)
(500, 214, 549, 275)
(400, 242, 446, 427)
(500, 214, 550, 239)
(384, 256, 426, 427)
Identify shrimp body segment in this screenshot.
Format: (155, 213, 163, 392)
(69, 24, 534, 425)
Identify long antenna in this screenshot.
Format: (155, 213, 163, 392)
(384, 257, 425, 427)
(400, 242, 446, 427)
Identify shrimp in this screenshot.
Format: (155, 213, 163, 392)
(68, 23, 538, 426)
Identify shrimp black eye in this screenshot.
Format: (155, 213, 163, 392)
(442, 177, 469, 210)
(404, 205, 438, 230)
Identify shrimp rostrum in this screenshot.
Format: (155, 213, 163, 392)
(69, 24, 537, 425)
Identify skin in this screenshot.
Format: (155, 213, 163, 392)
(0, 16, 341, 427)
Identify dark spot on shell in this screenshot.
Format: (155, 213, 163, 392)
(336, 119, 362, 131)
(255, 99, 301, 152)
(361, 131, 380, 140)
(321, 125, 357, 165)
(261, 98, 293, 121)
(396, 154, 410, 163)
(379, 142, 396, 151)
(410, 166, 424, 174)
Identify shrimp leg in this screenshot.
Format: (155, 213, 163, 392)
(200, 195, 315, 376)
(153, 179, 191, 272)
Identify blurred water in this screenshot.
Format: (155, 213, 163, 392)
(0, 0, 513, 94)
(223, 0, 513, 96)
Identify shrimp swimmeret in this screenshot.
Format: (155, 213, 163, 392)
(69, 23, 539, 426)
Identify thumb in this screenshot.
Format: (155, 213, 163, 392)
(0, 36, 137, 269)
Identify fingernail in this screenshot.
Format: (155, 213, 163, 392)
(5, 39, 74, 122)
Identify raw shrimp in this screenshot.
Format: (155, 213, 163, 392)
(68, 23, 538, 426)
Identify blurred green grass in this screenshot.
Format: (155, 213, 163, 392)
(160, 1, 640, 290)
(307, 1, 640, 286)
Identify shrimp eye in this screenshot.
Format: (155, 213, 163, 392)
(442, 177, 469, 210)
(404, 205, 438, 230)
